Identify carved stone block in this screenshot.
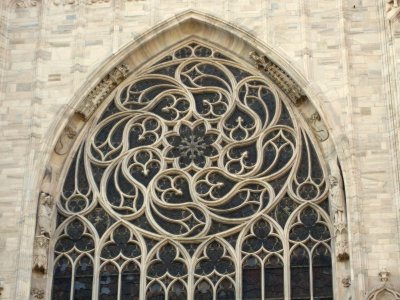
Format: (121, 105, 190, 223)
(249, 51, 307, 106)
(32, 235, 50, 273)
(54, 124, 77, 155)
(366, 269, 400, 300)
(37, 192, 54, 237)
(31, 288, 45, 299)
(308, 112, 329, 142)
(76, 64, 129, 121)
(15, 0, 39, 8)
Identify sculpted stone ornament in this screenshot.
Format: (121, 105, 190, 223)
(37, 192, 54, 237)
(52, 0, 76, 5)
(0, 279, 3, 295)
(308, 112, 329, 142)
(329, 174, 349, 261)
(31, 288, 45, 299)
(54, 124, 77, 155)
(87, 0, 110, 3)
(366, 269, 400, 300)
(32, 235, 50, 273)
(386, 0, 400, 21)
(15, 0, 39, 7)
(249, 51, 307, 106)
(77, 64, 129, 121)
(342, 276, 351, 288)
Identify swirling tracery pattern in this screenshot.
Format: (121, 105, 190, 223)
(53, 42, 334, 300)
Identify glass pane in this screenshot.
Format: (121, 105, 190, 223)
(265, 256, 284, 299)
(313, 245, 333, 299)
(168, 281, 187, 300)
(52, 42, 335, 300)
(146, 282, 165, 300)
(74, 256, 93, 300)
(216, 279, 235, 300)
(121, 262, 140, 300)
(290, 247, 310, 299)
(99, 263, 119, 300)
(195, 281, 212, 300)
(242, 257, 261, 300)
(52, 257, 72, 300)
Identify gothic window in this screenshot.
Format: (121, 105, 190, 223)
(52, 42, 334, 299)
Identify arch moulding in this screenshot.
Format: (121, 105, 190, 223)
(17, 9, 357, 300)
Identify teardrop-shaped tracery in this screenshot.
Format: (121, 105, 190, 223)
(52, 41, 333, 299)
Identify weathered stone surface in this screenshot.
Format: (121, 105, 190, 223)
(0, 1, 399, 299)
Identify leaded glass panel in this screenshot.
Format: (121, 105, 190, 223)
(52, 41, 334, 299)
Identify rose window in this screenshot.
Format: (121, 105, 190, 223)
(52, 42, 334, 299)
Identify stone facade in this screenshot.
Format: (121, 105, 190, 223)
(0, 1, 399, 299)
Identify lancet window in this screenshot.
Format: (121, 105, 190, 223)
(51, 42, 334, 299)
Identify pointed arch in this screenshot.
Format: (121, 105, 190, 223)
(20, 10, 351, 300)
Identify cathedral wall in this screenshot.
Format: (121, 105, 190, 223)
(0, 0, 399, 299)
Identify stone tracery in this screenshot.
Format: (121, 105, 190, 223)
(52, 41, 336, 299)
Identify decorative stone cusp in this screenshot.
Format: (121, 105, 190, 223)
(249, 51, 307, 106)
(76, 64, 129, 121)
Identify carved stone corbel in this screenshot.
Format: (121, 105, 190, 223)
(308, 111, 329, 142)
(15, 0, 39, 8)
(54, 124, 77, 155)
(76, 64, 129, 121)
(32, 235, 50, 273)
(249, 51, 307, 106)
(366, 269, 400, 300)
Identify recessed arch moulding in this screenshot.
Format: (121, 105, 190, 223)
(24, 10, 354, 300)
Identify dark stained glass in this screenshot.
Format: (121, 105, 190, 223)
(313, 245, 333, 299)
(121, 262, 140, 300)
(216, 279, 235, 300)
(146, 282, 165, 300)
(168, 281, 187, 300)
(242, 256, 261, 300)
(52, 257, 72, 300)
(194, 281, 213, 300)
(52, 41, 335, 300)
(290, 246, 310, 299)
(74, 255, 93, 299)
(265, 256, 284, 299)
(99, 263, 119, 300)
